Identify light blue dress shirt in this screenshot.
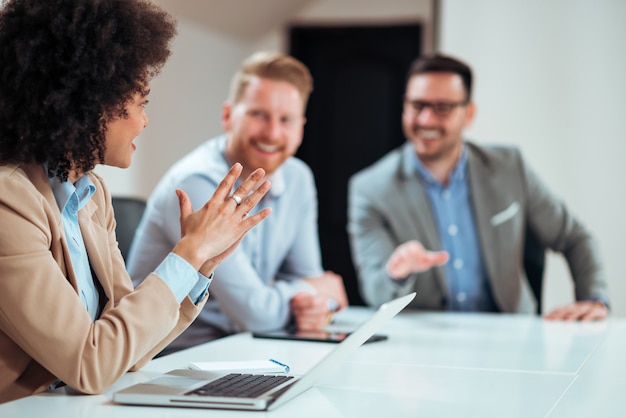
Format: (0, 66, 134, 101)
(412, 148, 498, 312)
(47, 169, 210, 318)
(49, 174, 100, 321)
(127, 135, 322, 335)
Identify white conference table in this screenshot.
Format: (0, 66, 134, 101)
(1, 307, 625, 417)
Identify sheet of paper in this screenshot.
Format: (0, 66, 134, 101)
(188, 359, 289, 373)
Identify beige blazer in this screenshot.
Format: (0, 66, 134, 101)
(348, 142, 608, 313)
(0, 163, 207, 403)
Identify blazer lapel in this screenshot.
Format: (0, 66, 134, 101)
(467, 145, 501, 289)
(398, 145, 447, 295)
(22, 163, 79, 291)
(400, 148, 441, 250)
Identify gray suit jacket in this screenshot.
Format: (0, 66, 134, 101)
(347, 142, 608, 313)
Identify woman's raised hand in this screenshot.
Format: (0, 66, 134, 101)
(172, 163, 271, 275)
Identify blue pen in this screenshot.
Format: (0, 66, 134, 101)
(269, 358, 290, 373)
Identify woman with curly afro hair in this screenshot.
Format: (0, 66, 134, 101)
(0, 0, 272, 403)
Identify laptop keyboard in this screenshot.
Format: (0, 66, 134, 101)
(185, 373, 295, 398)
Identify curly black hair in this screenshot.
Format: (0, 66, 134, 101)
(0, 0, 177, 181)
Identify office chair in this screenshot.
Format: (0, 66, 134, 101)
(111, 196, 146, 262)
(523, 226, 546, 315)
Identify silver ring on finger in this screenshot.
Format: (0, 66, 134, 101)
(230, 194, 242, 205)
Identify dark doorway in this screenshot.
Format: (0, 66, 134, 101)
(290, 24, 422, 305)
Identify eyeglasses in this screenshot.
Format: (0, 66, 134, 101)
(404, 99, 468, 118)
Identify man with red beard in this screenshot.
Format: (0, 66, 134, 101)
(129, 51, 347, 354)
(347, 53, 608, 321)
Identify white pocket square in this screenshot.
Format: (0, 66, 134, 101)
(490, 201, 520, 226)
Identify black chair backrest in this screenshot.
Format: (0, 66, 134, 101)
(111, 196, 146, 262)
(523, 226, 546, 314)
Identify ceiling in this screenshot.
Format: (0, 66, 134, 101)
(155, 0, 316, 40)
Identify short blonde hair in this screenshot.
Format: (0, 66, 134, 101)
(227, 51, 313, 107)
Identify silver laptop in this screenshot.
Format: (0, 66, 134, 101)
(113, 292, 415, 411)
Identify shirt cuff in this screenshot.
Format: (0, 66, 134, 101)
(583, 296, 610, 310)
(390, 275, 410, 284)
(155, 253, 212, 304)
(189, 271, 212, 304)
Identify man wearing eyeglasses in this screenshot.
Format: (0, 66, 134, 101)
(347, 53, 609, 321)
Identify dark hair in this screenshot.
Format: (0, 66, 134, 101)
(0, 0, 177, 181)
(407, 53, 473, 102)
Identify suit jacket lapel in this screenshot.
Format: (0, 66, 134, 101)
(22, 163, 79, 291)
(398, 144, 447, 295)
(466, 144, 501, 288)
(399, 149, 441, 249)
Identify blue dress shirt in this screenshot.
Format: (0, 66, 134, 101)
(412, 148, 498, 312)
(127, 135, 322, 334)
(49, 174, 100, 321)
(47, 168, 210, 318)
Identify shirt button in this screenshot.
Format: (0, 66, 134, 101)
(442, 190, 451, 199)
(453, 259, 463, 269)
(448, 224, 458, 236)
(456, 292, 467, 302)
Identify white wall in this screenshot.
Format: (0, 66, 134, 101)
(95, 0, 624, 316)
(439, 0, 626, 316)
(96, 0, 432, 198)
(94, 8, 253, 196)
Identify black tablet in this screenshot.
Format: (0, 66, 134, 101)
(252, 329, 388, 344)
